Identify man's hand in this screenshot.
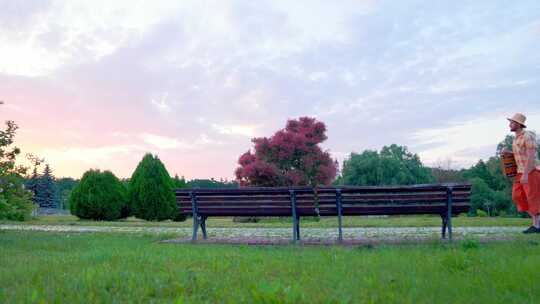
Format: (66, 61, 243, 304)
(521, 174, 529, 184)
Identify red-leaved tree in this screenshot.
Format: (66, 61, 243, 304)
(235, 117, 337, 187)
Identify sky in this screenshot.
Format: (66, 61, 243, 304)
(1, 0, 539, 180)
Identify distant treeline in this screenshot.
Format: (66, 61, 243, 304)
(21, 137, 540, 218)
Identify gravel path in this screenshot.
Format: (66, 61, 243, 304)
(0, 224, 526, 243)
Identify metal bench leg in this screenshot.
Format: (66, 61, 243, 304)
(446, 186, 454, 242)
(289, 190, 299, 242)
(192, 215, 199, 241)
(338, 215, 343, 243)
(441, 214, 447, 239)
(447, 214, 453, 241)
(295, 216, 301, 241)
(336, 189, 343, 243)
(201, 216, 208, 240)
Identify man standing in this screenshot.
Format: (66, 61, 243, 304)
(505, 113, 540, 233)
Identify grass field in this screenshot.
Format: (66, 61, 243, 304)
(1, 231, 539, 303)
(0, 214, 532, 229)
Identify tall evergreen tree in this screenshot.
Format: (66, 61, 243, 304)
(36, 164, 57, 208)
(25, 154, 44, 205)
(129, 153, 178, 221)
(26, 167, 40, 202)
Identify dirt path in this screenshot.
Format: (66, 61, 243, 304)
(0, 224, 526, 243)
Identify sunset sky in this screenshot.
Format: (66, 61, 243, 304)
(2, 0, 539, 180)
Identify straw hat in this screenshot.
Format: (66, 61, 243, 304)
(507, 113, 527, 127)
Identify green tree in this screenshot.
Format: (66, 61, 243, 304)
(496, 134, 514, 156)
(36, 164, 57, 208)
(55, 177, 78, 210)
(25, 154, 44, 205)
(186, 178, 238, 189)
(0, 105, 34, 220)
(463, 160, 498, 190)
(172, 174, 187, 188)
(469, 178, 496, 215)
(431, 159, 467, 183)
(338, 144, 434, 186)
(70, 169, 128, 220)
(129, 153, 177, 221)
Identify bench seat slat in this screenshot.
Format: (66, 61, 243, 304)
(176, 197, 470, 206)
(180, 203, 470, 216)
(177, 192, 470, 200)
(175, 184, 472, 196)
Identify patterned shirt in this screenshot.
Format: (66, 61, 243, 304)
(512, 130, 540, 173)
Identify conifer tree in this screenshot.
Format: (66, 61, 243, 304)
(172, 174, 187, 188)
(129, 153, 177, 221)
(37, 164, 57, 208)
(70, 169, 128, 220)
(25, 154, 43, 204)
(26, 167, 40, 203)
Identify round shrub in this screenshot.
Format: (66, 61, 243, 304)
(129, 153, 178, 221)
(69, 169, 128, 220)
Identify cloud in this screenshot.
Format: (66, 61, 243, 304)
(150, 92, 172, 113)
(140, 133, 224, 150)
(411, 112, 540, 168)
(2, 103, 23, 112)
(0, 0, 190, 76)
(211, 123, 260, 137)
(140, 133, 192, 150)
(40, 144, 145, 164)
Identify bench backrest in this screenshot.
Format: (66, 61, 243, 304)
(175, 184, 471, 217)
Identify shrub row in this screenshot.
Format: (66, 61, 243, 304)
(69, 153, 181, 221)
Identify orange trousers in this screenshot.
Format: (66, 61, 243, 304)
(512, 169, 540, 216)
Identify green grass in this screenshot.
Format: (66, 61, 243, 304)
(1, 231, 539, 303)
(1, 214, 531, 228)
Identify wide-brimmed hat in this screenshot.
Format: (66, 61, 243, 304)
(507, 113, 527, 127)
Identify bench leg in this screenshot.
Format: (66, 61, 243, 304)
(200, 216, 208, 240)
(295, 216, 300, 241)
(447, 214, 453, 241)
(291, 216, 301, 242)
(192, 215, 200, 241)
(338, 214, 343, 243)
(440, 214, 447, 239)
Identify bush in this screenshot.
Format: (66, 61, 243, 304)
(172, 213, 188, 222)
(0, 194, 34, 221)
(476, 209, 487, 217)
(0, 175, 35, 221)
(69, 170, 128, 220)
(129, 154, 178, 221)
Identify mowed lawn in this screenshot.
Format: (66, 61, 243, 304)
(1, 231, 539, 303)
(1, 214, 532, 228)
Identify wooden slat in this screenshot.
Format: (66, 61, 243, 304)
(175, 183, 471, 218)
(179, 204, 470, 216)
(175, 183, 471, 196)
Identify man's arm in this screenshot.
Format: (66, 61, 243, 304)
(521, 148, 537, 184)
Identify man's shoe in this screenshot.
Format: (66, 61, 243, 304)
(522, 226, 540, 234)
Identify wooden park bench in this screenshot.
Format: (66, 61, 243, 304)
(175, 183, 471, 242)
